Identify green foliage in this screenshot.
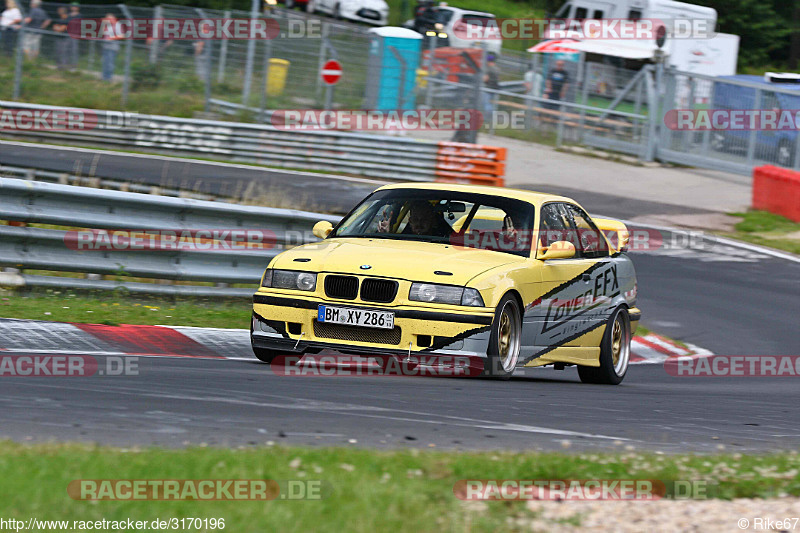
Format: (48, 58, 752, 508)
(130, 61, 163, 90)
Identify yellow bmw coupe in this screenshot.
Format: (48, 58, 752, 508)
(251, 183, 640, 384)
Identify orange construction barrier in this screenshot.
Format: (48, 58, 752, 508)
(752, 165, 800, 222)
(434, 142, 507, 187)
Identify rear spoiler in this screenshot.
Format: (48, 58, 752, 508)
(593, 218, 630, 253)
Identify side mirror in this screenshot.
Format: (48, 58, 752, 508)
(537, 241, 576, 260)
(312, 220, 333, 240)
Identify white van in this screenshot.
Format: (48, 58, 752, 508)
(543, 0, 737, 75)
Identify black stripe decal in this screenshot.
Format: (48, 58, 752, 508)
(521, 321, 606, 365)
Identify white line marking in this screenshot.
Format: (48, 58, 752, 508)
(617, 217, 800, 264)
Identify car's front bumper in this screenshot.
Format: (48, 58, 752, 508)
(252, 292, 493, 357)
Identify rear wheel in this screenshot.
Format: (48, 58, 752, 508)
(578, 307, 630, 385)
(483, 294, 521, 380)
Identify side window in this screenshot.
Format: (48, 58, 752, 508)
(574, 7, 588, 19)
(563, 203, 609, 259)
(538, 203, 571, 250)
(628, 9, 642, 20)
(593, 10, 604, 19)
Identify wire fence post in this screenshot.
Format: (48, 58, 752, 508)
(12, 27, 24, 100)
(217, 10, 231, 83)
(315, 22, 329, 103)
(258, 39, 272, 122)
(424, 34, 436, 108)
(149, 5, 162, 64)
(241, 0, 259, 106)
(119, 4, 133, 109)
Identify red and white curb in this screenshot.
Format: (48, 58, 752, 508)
(630, 333, 713, 364)
(0, 319, 711, 365)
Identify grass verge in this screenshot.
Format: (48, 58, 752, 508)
(725, 210, 800, 256)
(0, 290, 250, 329)
(0, 441, 798, 532)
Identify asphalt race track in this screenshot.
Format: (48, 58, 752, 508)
(0, 141, 380, 214)
(1, 356, 798, 452)
(1, 148, 799, 452)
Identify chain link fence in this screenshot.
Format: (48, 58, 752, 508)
(3, 1, 799, 176)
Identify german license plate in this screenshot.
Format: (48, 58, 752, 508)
(318, 305, 394, 330)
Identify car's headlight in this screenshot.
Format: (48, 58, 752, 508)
(408, 283, 485, 306)
(261, 269, 317, 291)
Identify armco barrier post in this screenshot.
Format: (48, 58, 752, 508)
(752, 165, 800, 222)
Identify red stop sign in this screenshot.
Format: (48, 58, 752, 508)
(321, 60, 342, 85)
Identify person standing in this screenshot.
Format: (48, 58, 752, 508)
(52, 6, 69, 67)
(100, 12, 122, 82)
(65, 2, 80, 69)
(482, 53, 500, 124)
(22, 0, 50, 61)
(544, 59, 570, 109)
(0, 0, 22, 56)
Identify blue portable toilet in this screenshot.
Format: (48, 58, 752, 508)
(365, 27, 422, 110)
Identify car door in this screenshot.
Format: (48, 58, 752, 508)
(528, 202, 611, 352)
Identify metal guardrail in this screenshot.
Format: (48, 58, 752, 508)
(0, 177, 340, 297)
(0, 101, 506, 185)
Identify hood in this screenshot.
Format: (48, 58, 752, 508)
(272, 237, 523, 286)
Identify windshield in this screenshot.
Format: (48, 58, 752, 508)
(331, 189, 536, 257)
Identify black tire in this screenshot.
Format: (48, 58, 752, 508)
(778, 140, 795, 168)
(578, 307, 630, 385)
(482, 294, 522, 380)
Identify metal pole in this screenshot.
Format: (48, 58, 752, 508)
(241, 0, 259, 106)
(577, 52, 588, 142)
(149, 5, 162, 64)
(745, 88, 760, 167)
(472, 43, 486, 143)
(204, 41, 213, 113)
(424, 34, 436, 108)
(324, 83, 333, 110)
(88, 39, 95, 71)
(217, 10, 231, 82)
(12, 26, 24, 100)
(119, 4, 133, 108)
(315, 22, 329, 103)
(388, 46, 407, 109)
(258, 39, 272, 122)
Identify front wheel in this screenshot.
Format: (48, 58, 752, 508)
(483, 294, 521, 380)
(578, 307, 630, 385)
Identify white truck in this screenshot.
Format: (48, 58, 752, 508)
(545, 0, 739, 75)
